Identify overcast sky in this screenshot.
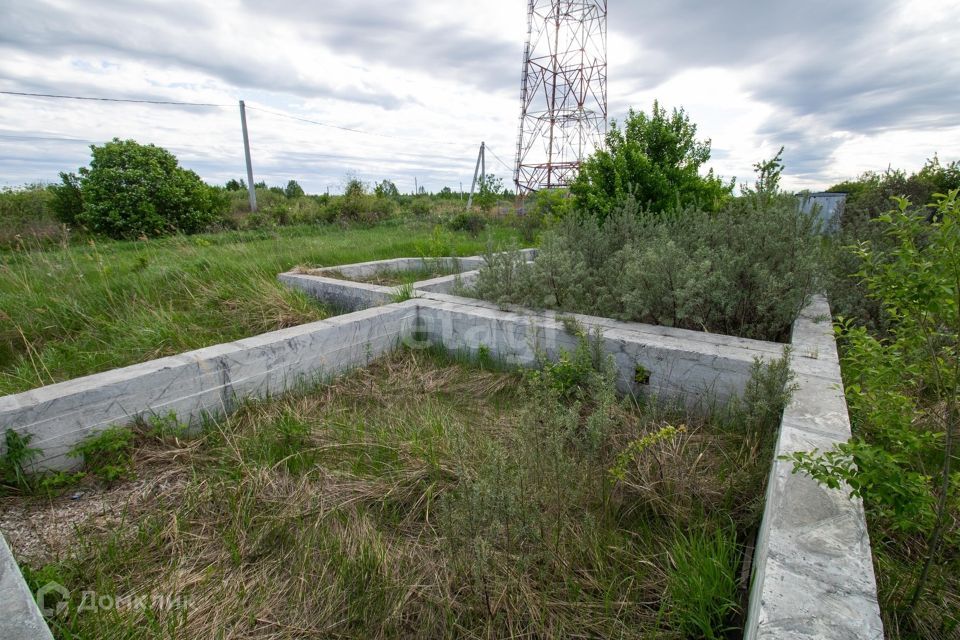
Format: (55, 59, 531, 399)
(1, 0, 958, 194)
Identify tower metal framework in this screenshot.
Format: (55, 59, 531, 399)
(514, 0, 607, 195)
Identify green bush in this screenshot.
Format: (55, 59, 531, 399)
(0, 184, 65, 249)
(471, 194, 820, 341)
(473, 174, 504, 212)
(283, 179, 305, 198)
(50, 172, 83, 224)
(69, 138, 227, 239)
(571, 100, 734, 220)
(790, 191, 960, 632)
(447, 211, 487, 235)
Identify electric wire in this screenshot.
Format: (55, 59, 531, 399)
(0, 90, 231, 107)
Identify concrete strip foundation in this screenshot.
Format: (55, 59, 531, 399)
(414, 296, 785, 403)
(0, 252, 882, 638)
(745, 296, 883, 639)
(0, 302, 418, 471)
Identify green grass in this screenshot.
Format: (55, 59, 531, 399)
(0, 220, 520, 395)
(9, 347, 786, 639)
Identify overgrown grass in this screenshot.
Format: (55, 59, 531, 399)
(10, 345, 791, 639)
(0, 220, 520, 395)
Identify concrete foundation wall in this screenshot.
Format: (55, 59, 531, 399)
(745, 295, 883, 639)
(0, 302, 418, 471)
(415, 296, 785, 403)
(278, 272, 394, 312)
(0, 254, 882, 638)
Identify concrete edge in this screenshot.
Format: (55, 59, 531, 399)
(0, 532, 53, 640)
(0, 301, 419, 470)
(745, 294, 883, 639)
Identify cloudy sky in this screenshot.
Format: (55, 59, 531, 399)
(1, 0, 958, 194)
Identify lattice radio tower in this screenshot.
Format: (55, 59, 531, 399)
(514, 0, 607, 195)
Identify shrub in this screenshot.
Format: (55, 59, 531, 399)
(471, 194, 820, 341)
(373, 180, 400, 199)
(447, 211, 487, 235)
(50, 172, 83, 224)
(0, 184, 65, 249)
(571, 100, 734, 220)
(790, 191, 960, 630)
(71, 138, 227, 238)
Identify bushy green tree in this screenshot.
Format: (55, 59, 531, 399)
(570, 101, 733, 220)
(283, 179, 304, 198)
(373, 180, 399, 199)
(473, 174, 503, 212)
(68, 138, 225, 239)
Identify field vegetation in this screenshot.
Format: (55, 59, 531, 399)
(5, 341, 792, 639)
(0, 221, 519, 396)
(473, 151, 820, 343)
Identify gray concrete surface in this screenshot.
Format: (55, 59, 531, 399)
(414, 295, 786, 403)
(0, 532, 54, 640)
(0, 302, 418, 470)
(745, 295, 883, 639)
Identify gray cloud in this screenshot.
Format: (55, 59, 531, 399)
(609, 0, 959, 182)
(0, 0, 407, 108)
(241, 0, 521, 95)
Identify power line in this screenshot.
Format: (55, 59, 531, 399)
(0, 133, 470, 167)
(245, 105, 473, 149)
(0, 90, 231, 108)
(484, 144, 514, 173)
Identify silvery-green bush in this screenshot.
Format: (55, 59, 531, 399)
(472, 194, 820, 342)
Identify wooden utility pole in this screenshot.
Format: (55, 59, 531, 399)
(239, 100, 257, 212)
(466, 141, 485, 210)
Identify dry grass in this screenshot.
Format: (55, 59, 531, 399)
(8, 347, 788, 639)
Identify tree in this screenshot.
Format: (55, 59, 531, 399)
(473, 174, 503, 212)
(72, 138, 225, 239)
(374, 180, 399, 198)
(570, 100, 733, 220)
(224, 178, 246, 191)
(284, 179, 305, 198)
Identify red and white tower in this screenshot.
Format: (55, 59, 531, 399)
(514, 0, 608, 195)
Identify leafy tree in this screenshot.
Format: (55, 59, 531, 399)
(284, 179, 304, 198)
(742, 146, 785, 200)
(373, 180, 399, 199)
(570, 100, 733, 220)
(473, 174, 503, 212)
(224, 178, 246, 191)
(344, 177, 366, 198)
(73, 138, 225, 239)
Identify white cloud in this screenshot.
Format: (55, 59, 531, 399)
(0, 0, 957, 193)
